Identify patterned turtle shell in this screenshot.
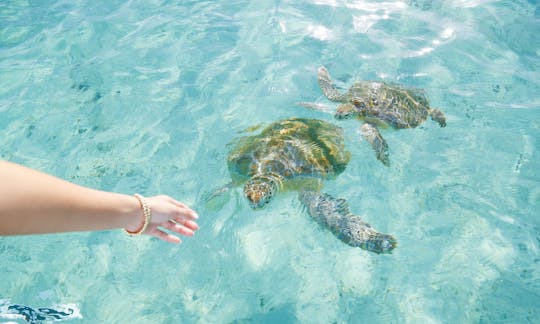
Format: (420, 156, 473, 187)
(227, 118, 351, 183)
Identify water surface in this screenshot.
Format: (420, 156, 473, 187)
(1, 0, 539, 322)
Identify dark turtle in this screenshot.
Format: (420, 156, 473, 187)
(303, 66, 446, 166)
(207, 117, 396, 254)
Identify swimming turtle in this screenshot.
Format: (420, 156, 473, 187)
(301, 66, 446, 166)
(207, 117, 396, 254)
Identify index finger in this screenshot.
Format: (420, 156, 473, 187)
(173, 204, 199, 221)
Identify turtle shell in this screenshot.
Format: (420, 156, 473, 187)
(345, 81, 431, 128)
(227, 118, 350, 183)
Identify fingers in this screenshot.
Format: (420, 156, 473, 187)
(149, 227, 182, 244)
(148, 220, 198, 244)
(182, 219, 199, 231)
(162, 220, 196, 237)
(144, 195, 200, 244)
(175, 205, 199, 221)
(171, 200, 199, 221)
(159, 195, 199, 221)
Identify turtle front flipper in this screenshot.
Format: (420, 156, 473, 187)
(244, 173, 284, 209)
(299, 190, 397, 254)
(318, 66, 348, 102)
(201, 182, 234, 211)
(296, 101, 335, 114)
(335, 103, 360, 120)
(361, 123, 390, 166)
(429, 108, 446, 127)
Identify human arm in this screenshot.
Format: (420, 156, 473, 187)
(0, 160, 199, 243)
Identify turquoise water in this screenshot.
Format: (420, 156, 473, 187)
(1, 0, 539, 322)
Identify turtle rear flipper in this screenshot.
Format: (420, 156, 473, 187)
(318, 66, 348, 102)
(299, 190, 351, 228)
(342, 218, 397, 254)
(429, 108, 446, 127)
(299, 190, 397, 254)
(361, 123, 390, 166)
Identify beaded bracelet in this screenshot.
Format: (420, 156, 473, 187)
(124, 193, 151, 236)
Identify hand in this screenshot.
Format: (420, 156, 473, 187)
(143, 195, 200, 244)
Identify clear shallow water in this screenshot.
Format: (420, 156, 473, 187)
(1, 0, 539, 322)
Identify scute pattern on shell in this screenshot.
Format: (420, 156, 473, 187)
(344, 81, 431, 128)
(317, 66, 435, 129)
(315, 66, 446, 166)
(227, 118, 350, 183)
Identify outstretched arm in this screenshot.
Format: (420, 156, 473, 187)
(0, 160, 199, 244)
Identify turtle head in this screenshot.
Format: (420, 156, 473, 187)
(244, 173, 283, 209)
(335, 101, 364, 120)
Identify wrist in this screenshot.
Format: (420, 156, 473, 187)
(124, 194, 151, 235)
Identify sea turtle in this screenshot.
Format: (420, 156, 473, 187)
(301, 66, 446, 166)
(207, 117, 396, 254)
